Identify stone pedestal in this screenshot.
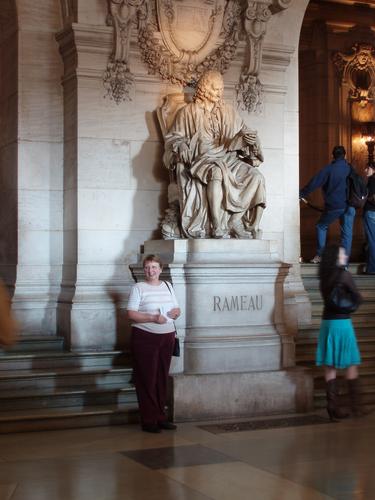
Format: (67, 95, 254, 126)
(130, 239, 313, 420)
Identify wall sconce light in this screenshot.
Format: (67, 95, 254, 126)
(361, 122, 375, 167)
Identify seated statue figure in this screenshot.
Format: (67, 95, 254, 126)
(161, 70, 266, 239)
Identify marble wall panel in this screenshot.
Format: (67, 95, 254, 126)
(18, 141, 63, 190)
(77, 188, 165, 231)
(77, 0, 106, 25)
(16, 264, 63, 283)
(19, 31, 62, 82)
(18, 190, 63, 231)
(77, 229, 156, 264)
(18, 230, 63, 265)
(261, 196, 285, 234)
(240, 101, 285, 150)
(77, 84, 162, 142)
(260, 148, 284, 196)
(130, 140, 168, 191)
(77, 138, 131, 189)
(19, 86, 63, 141)
(17, 0, 63, 32)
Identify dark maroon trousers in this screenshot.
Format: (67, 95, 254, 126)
(131, 327, 175, 425)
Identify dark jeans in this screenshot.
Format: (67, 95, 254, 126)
(316, 206, 355, 257)
(131, 327, 175, 425)
(364, 210, 375, 273)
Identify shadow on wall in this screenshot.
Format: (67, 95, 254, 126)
(107, 108, 170, 351)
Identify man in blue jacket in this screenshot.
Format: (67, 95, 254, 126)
(300, 145, 355, 263)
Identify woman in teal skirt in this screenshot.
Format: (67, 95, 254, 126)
(316, 245, 363, 420)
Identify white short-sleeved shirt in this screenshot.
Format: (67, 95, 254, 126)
(127, 281, 179, 334)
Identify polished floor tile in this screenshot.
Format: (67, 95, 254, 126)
(122, 444, 233, 469)
(0, 483, 17, 500)
(160, 462, 334, 500)
(0, 413, 375, 499)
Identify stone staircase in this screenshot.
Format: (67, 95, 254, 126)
(0, 337, 138, 433)
(296, 264, 375, 410)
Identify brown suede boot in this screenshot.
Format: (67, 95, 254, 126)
(326, 379, 349, 421)
(347, 378, 369, 418)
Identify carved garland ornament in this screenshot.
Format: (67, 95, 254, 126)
(333, 43, 375, 106)
(104, 0, 291, 112)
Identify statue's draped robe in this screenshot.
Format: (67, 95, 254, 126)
(164, 100, 266, 238)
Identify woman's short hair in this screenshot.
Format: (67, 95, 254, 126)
(142, 254, 163, 269)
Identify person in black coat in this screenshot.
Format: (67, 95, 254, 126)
(363, 165, 375, 274)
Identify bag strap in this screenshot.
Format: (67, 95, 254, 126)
(163, 281, 177, 335)
(164, 280, 173, 294)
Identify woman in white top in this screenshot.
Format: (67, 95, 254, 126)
(127, 254, 181, 433)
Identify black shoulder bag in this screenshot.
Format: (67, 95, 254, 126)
(328, 279, 359, 315)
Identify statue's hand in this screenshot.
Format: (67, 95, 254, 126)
(177, 142, 190, 163)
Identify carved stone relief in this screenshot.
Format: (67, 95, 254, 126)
(333, 43, 375, 106)
(60, 0, 76, 26)
(104, 0, 291, 111)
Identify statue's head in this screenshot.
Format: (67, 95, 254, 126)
(194, 70, 224, 105)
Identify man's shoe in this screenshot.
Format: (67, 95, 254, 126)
(310, 255, 321, 264)
(158, 421, 177, 430)
(142, 423, 161, 433)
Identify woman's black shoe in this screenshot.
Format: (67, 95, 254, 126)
(158, 421, 177, 430)
(142, 423, 161, 433)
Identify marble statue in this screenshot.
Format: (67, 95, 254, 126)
(161, 70, 266, 240)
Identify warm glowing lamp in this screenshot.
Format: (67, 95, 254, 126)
(362, 122, 375, 167)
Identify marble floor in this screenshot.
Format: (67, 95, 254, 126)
(0, 412, 375, 500)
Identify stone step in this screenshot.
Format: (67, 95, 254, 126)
(0, 385, 137, 411)
(1, 335, 65, 353)
(296, 338, 375, 358)
(0, 351, 130, 371)
(312, 370, 375, 390)
(0, 366, 134, 391)
(314, 384, 375, 408)
(0, 405, 139, 434)
(297, 325, 375, 339)
(297, 352, 375, 369)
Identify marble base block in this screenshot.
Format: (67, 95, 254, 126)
(170, 369, 314, 422)
(131, 239, 293, 374)
(132, 239, 314, 419)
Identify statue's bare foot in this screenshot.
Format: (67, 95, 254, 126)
(251, 228, 263, 240)
(212, 227, 230, 239)
(231, 222, 253, 239)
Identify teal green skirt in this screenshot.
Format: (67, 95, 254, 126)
(316, 319, 361, 369)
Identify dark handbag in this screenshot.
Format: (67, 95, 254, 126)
(328, 282, 359, 314)
(172, 335, 180, 357)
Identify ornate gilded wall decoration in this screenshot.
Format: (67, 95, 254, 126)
(104, 0, 291, 110)
(333, 43, 375, 106)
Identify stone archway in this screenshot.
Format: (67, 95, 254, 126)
(298, 0, 374, 263)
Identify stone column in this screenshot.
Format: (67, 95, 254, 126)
(1, 1, 64, 336)
(55, 22, 169, 350)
